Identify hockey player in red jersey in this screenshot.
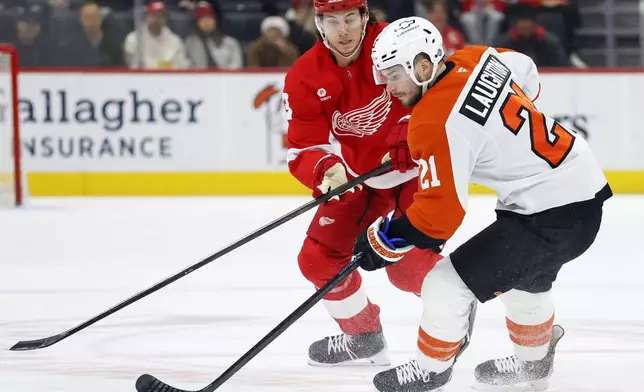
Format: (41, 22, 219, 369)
(283, 0, 444, 366)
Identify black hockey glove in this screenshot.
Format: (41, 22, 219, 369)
(353, 212, 414, 271)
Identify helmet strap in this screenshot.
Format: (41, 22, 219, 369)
(412, 57, 445, 95)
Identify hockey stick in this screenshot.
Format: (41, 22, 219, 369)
(135, 254, 363, 392)
(10, 162, 391, 352)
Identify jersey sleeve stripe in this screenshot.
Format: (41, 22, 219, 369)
(286, 144, 335, 163)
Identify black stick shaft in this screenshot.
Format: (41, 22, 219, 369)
(11, 162, 391, 351)
(206, 257, 362, 391)
(135, 256, 363, 392)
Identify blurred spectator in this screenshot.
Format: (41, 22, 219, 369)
(459, 0, 505, 45)
(387, 0, 415, 21)
(48, 0, 88, 10)
(417, 0, 464, 33)
(536, 0, 584, 66)
(184, 1, 242, 69)
(176, 0, 213, 10)
(493, 4, 571, 67)
(426, 0, 465, 57)
(246, 16, 299, 67)
(284, 0, 316, 55)
(10, 4, 55, 67)
(49, 0, 71, 9)
(370, 0, 388, 22)
(178, 0, 198, 9)
(503, 0, 581, 58)
(0, 0, 24, 10)
(123, 1, 189, 69)
(56, 1, 125, 67)
(90, 0, 136, 11)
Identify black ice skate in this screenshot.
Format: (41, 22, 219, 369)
(308, 328, 390, 366)
(473, 324, 565, 392)
(372, 359, 453, 392)
(370, 300, 476, 391)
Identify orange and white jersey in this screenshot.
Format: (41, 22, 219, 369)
(405, 46, 607, 241)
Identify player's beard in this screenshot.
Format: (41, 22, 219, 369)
(401, 86, 423, 108)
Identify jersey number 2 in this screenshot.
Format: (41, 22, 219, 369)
(499, 82, 575, 168)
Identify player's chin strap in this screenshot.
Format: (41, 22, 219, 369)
(415, 56, 446, 95)
(316, 14, 369, 62)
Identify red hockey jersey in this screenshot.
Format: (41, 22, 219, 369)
(283, 23, 416, 190)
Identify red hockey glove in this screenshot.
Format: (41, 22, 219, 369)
(312, 155, 363, 202)
(382, 115, 416, 173)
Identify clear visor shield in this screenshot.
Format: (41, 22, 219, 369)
(373, 64, 411, 85)
(316, 13, 364, 36)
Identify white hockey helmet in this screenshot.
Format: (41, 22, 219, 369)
(371, 17, 445, 88)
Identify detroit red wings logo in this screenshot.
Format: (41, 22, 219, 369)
(332, 90, 392, 137)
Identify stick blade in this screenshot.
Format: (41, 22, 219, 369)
(10, 335, 65, 351)
(136, 374, 195, 392)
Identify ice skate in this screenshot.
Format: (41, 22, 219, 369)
(307, 327, 390, 366)
(372, 359, 453, 392)
(473, 325, 565, 392)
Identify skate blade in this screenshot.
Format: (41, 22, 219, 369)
(472, 378, 549, 392)
(308, 351, 390, 367)
(375, 382, 446, 392)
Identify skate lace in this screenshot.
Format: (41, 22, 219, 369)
(327, 334, 358, 359)
(395, 360, 431, 385)
(494, 355, 524, 373)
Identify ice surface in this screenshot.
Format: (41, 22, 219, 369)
(1, 195, 642, 392)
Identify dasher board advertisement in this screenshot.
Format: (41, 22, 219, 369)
(15, 70, 644, 195)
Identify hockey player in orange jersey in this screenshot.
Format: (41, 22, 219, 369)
(351, 17, 612, 392)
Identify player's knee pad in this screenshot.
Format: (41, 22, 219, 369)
(297, 236, 362, 300)
(419, 257, 477, 342)
(386, 249, 442, 295)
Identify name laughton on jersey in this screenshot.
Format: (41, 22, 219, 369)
(459, 55, 511, 126)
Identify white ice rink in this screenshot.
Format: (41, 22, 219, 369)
(1, 195, 643, 392)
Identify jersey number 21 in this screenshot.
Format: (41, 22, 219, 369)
(419, 156, 441, 190)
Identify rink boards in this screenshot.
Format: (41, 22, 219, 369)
(15, 69, 644, 195)
(24, 171, 644, 196)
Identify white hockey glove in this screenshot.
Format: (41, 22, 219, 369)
(312, 156, 363, 202)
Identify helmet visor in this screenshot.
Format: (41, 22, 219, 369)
(373, 64, 410, 85)
(316, 12, 363, 36)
